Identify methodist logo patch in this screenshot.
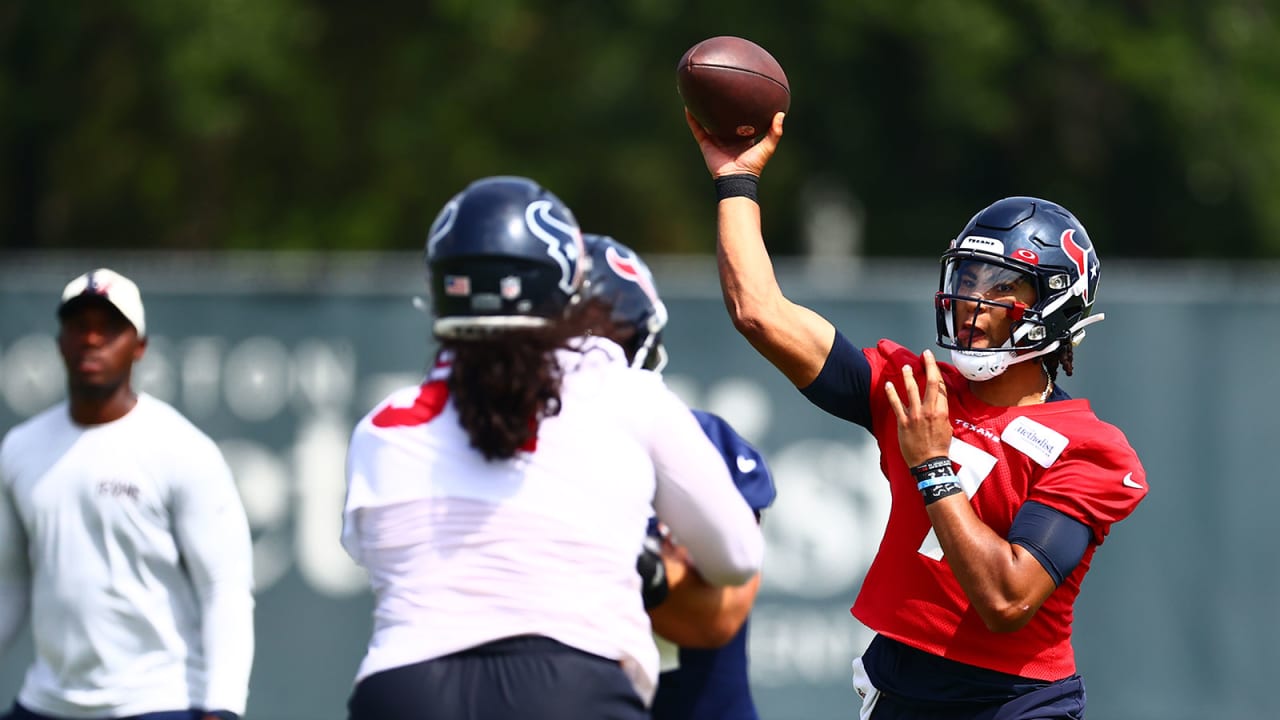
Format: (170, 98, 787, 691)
(1001, 416, 1068, 468)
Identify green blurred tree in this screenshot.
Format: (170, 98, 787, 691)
(2, 0, 1278, 257)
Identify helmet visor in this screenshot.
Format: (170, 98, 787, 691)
(936, 258, 1038, 351)
(945, 259, 1033, 301)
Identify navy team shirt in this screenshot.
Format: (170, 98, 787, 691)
(649, 410, 777, 720)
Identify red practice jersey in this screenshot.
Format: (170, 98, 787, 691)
(853, 340, 1147, 680)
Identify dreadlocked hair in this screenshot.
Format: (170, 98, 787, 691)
(442, 303, 609, 461)
(1042, 343, 1076, 383)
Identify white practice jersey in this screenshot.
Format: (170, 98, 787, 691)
(0, 394, 255, 718)
(342, 337, 763, 705)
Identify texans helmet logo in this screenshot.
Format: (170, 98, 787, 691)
(1060, 229, 1094, 302)
(604, 246, 661, 306)
(526, 200, 583, 295)
(427, 196, 460, 254)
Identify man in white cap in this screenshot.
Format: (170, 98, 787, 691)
(0, 269, 255, 720)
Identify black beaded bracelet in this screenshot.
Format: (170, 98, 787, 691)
(715, 173, 760, 202)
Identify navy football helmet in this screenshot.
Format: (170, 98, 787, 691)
(582, 234, 669, 372)
(426, 176, 586, 339)
(935, 196, 1104, 381)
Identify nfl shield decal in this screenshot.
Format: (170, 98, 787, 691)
(499, 275, 522, 300)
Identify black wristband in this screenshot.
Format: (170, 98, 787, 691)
(909, 456, 954, 482)
(921, 481, 965, 506)
(911, 456, 962, 505)
(715, 173, 759, 202)
(637, 535, 669, 610)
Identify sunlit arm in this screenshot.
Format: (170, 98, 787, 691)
(926, 495, 1057, 633)
(648, 542, 760, 648)
(716, 197, 835, 388)
(688, 110, 835, 388)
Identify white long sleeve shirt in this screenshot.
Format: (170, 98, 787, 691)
(0, 393, 255, 718)
(342, 338, 764, 705)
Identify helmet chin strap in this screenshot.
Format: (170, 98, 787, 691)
(950, 342, 1059, 382)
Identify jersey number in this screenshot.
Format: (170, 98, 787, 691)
(371, 381, 449, 428)
(370, 380, 539, 452)
(917, 437, 998, 560)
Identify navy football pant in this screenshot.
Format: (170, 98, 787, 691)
(869, 675, 1085, 720)
(347, 635, 649, 720)
(3, 706, 207, 720)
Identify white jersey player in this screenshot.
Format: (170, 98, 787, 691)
(342, 176, 764, 720)
(0, 269, 254, 720)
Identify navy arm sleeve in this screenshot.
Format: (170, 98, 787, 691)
(1007, 500, 1092, 586)
(691, 409, 777, 513)
(798, 330, 873, 430)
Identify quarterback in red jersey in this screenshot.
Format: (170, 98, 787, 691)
(684, 109, 1146, 719)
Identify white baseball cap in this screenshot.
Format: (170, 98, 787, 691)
(58, 268, 147, 337)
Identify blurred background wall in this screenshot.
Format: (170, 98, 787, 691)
(4, 1, 1280, 718)
(2, 256, 1278, 720)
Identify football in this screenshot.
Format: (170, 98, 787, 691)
(676, 36, 790, 143)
